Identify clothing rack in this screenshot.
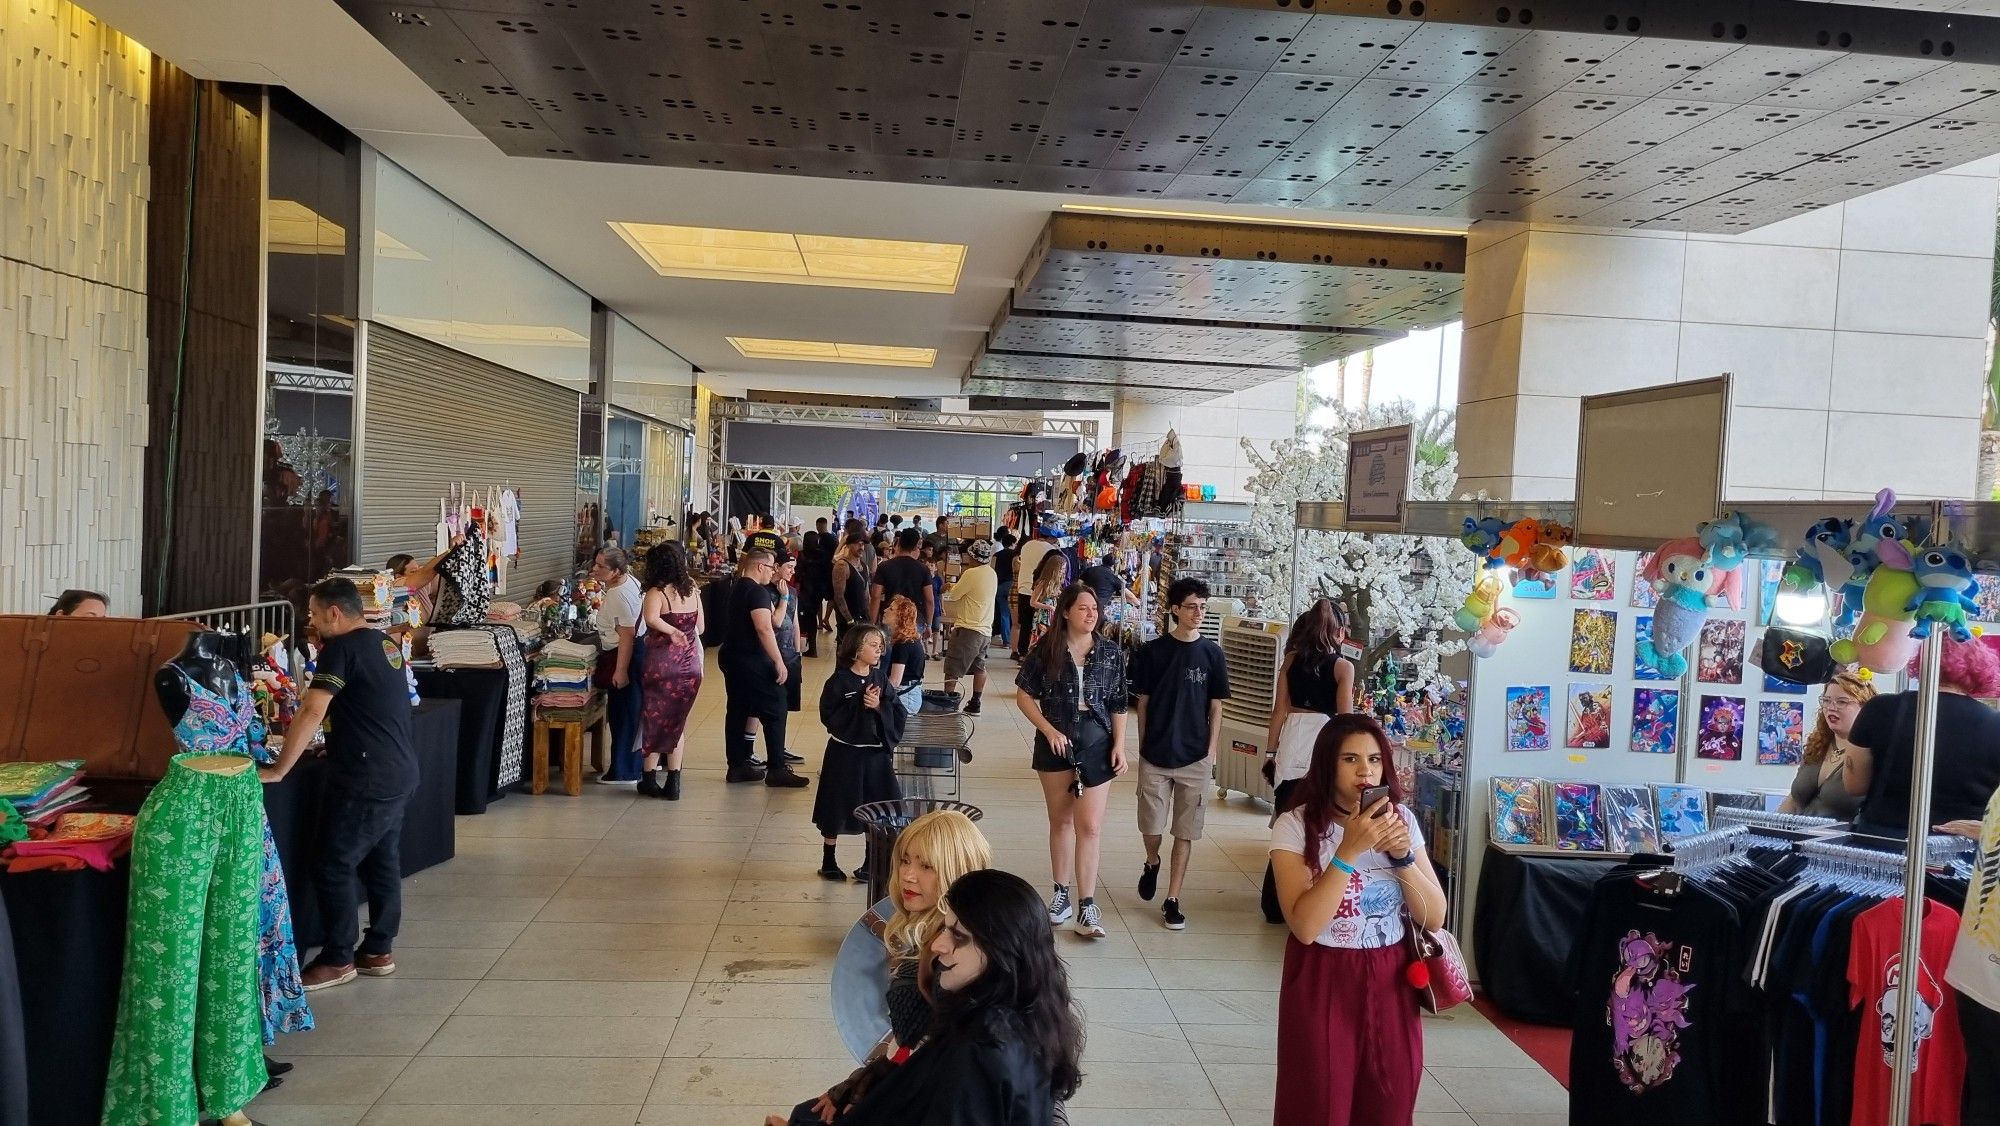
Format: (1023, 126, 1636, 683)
(1711, 807, 1837, 833)
(1668, 824, 1750, 870)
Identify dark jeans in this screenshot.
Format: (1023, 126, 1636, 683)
(314, 791, 410, 966)
(1261, 778, 1301, 923)
(722, 662, 788, 768)
(800, 585, 826, 653)
(605, 677, 644, 780)
(994, 581, 1013, 644)
(1013, 594, 1031, 656)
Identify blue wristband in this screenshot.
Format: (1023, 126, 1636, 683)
(1328, 856, 1358, 878)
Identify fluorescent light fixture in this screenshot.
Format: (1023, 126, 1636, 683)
(1773, 585, 1830, 627)
(610, 222, 965, 293)
(1057, 202, 1467, 238)
(726, 336, 937, 368)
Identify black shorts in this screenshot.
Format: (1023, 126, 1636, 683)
(1032, 720, 1115, 789)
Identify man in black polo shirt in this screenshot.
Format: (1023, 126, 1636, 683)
(262, 576, 419, 991)
(870, 527, 935, 627)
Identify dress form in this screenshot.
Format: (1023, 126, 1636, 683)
(155, 631, 240, 729)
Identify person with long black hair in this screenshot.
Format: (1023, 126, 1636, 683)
(1269, 713, 1445, 1126)
(1261, 597, 1355, 923)
(636, 543, 702, 799)
(768, 868, 1084, 1126)
(1016, 584, 1128, 939)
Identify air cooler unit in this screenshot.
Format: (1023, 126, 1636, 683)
(1215, 615, 1285, 804)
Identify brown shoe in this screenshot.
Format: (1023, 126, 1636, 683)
(301, 962, 357, 992)
(356, 952, 396, 977)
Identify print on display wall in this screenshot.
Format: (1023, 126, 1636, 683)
(1697, 619, 1745, 685)
(1757, 560, 1786, 627)
(1569, 548, 1615, 601)
(1506, 685, 1553, 752)
(1633, 616, 1671, 682)
(1630, 688, 1680, 756)
(1567, 683, 1614, 750)
(1515, 569, 1559, 600)
(1757, 700, 1807, 766)
(1631, 552, 1660, 609)
(1570, 608, 1618, 676)
(1698, 695, 1746, 761)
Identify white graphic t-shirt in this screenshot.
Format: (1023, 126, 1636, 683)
(1948, 783, 2000, 1011)
(1269, 805, 1422, 949)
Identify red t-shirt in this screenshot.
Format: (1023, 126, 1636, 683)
(1847, 898, 1966, 1126)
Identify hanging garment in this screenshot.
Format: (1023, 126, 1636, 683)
(169, 669, 313, 1044)
(432, 525, 494, 627)
(500, 488, 521, 557)
(101, 754, 268, 1125)
(438, 623, 530, 789)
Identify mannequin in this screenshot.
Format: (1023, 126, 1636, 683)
(155, 631, 241, 728)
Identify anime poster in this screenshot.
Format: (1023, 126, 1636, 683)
(1567, 683, 1614, 749)
(1762, 663, 1808, 695)
(1570, 548, 1616, 601)
(1505, 686, 1553, 752)
(1653, 784, 1709, 838)
(1631, 552, 1660, 609)
(1603, 784, 1661, 853)
(1697, 694, 1746, 761)
(1630, 688, 1680, 756)
(1549, 782, 1607, 851)
(1570, 608, 1618, 675)
(1757, 560, 1786, 627)
(1490, 777, 1547, 845)
(1975, 574, 2000, 624)
(1514, 569, 1559, 600)
(1697, 618, 1746, 684)
(1757, 700, 1807, 766)
(1633, 616, 1672, 682)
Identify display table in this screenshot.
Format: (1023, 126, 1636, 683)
(1473, 842, 1631, 1026)
(416, 666, 523, 813)
(265, 696, 460, 947)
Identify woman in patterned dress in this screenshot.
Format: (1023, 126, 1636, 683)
(637, 543, 704, 800)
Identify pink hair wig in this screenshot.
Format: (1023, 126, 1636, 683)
(1907, 635, 2000, 698)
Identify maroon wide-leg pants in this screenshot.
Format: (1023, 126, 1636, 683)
(1274, 937, 1424, 1126)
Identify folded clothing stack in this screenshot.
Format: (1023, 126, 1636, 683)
(0, 760, 90, 827)
(536, 638, 597, 709)
(488, 601, 524, 622)
(428, 628, 503, 670)
(3, 812, 136, 873)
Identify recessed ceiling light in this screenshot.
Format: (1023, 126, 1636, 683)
(610, 222, 965, 293)
(1058, 203, 1467, 238)
(726, 336, 937, 367)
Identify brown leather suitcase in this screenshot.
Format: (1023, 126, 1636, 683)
(0, 615, 201, 782)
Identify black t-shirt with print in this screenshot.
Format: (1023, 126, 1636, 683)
(873, 556, 933, 621)
(1132, 635, 1232, 769)
(889, 639, 927, 690)
(721, 577, 777, 670)
(743, 529, 785, 558)
(1852, 690, 2000, 831)
(313, 627, 418, 800)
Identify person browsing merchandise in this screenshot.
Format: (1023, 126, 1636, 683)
(744, 514, 786, 559)
(261, 577, 418, 992)
(1131, 578, 1232, 931)
(940, 538, 998, 715)
(1845, 633, 2000, 836)
(871, 528, 935, 627)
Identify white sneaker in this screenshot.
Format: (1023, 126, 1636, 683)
(1072, 899, 1106, 939)
(1046, 884, 1074, 926)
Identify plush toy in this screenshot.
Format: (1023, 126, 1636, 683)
(1525, 520, 1573, 576)
(1459, 517, 1508, 567)
(1908, 547, 1979, 642)
(1835, 490, 1916, 629)
(1783, 517, 1852, 590)
(1468, 607, 1521, 659)
(1494, 519, 1541, 570)
(1636, 536, 1725, 677)
(1454, 571, 1505, 632)
(1831, 563, 1922, 673)
(1697, 509, 1777, 571)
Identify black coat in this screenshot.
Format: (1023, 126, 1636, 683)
(838, 1012, 1056, 1126)
(820, 665, 907, 747)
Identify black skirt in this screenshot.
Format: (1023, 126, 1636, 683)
(813, 738, 902, 837)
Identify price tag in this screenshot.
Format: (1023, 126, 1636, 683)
(1566, 754, 1587, 764)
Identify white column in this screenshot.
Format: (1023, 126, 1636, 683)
(1114, 375, 1300, 503)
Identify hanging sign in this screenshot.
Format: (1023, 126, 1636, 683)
(1345, 424, 1414, 533)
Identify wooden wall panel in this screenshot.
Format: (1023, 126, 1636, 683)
(142, 65, 262, 615)
(0, 0, 151, 614)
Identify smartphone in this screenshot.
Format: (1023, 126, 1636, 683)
(1359, 785, 1393, 816)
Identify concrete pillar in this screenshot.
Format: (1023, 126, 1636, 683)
(1457, 161, 2000, 503)
(1113, 376, 1300, 503)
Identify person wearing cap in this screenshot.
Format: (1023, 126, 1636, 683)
(941, 538, 999, 715)
(744, 514, 785, 559)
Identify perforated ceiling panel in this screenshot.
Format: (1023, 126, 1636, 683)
(339, 0, 2000, 233)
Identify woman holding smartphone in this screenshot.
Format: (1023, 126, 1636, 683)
(1015, 584, 1127, 940)
(1269, 713, 1446, 1126)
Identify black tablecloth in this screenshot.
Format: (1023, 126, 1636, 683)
(0, 864, 127, 1126)
(0, 886, 29, 1126)
(1473, 844, 1625, 1026)
(415, 667, 519, 814)
(264, 696, 460, 947)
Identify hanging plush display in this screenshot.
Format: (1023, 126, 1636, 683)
(1453, 570, 1504, 633)
(1467, 608, 1521, 659)
(1634, 536, 1728, 677)
(1156, 430, 1185, 513)
(1829, 490, 1924, 673)
(1908, 545, 1978, 642)
(1458, 517, 1509, 568)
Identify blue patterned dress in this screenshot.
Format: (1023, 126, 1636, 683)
(169, 669, 314, 1042)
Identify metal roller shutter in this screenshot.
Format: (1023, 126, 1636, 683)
(358, 324, 580, 591)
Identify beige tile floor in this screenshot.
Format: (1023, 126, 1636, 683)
(247, 644, 1568, 1126)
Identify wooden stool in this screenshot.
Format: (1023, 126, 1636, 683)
(532, 694, 609, 796)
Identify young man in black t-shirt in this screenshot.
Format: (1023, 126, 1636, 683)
(1130, 577, 1232, 930)
(262, 576, 420, 991)
(870, 528, 935, 627)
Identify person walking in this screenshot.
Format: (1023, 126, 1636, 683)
(1131, 578, 1231, 931)
(940, 538, 997, 715)
(1016, 584, 1127, 940)
(1012, 528, 1056, 660)
(871, 528, 935, 629)
(800, 517, 834, 657)
(1262, 598, 1354, 923)
(1269, 714, 1445, 1126)
(813, 622, 906, 881)
(592, 546, 646, 785)
(718, 549, 809, 788)
(261, 577, 418, 991)
(1025, 551, 1068, 650)
(991, 530, 1017, 649)
(636, 543, 702, 800)
(769, 552, 806, 766)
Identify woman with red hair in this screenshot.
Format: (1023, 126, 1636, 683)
(1268, 713, 1447, 1125)
(1845, 635, 2000, 837)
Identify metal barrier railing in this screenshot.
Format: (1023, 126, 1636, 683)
(154, 600, 299, 667)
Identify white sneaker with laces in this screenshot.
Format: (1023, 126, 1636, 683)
(1046, 884, 1074, 926)
(1072, 899, 1106, 939)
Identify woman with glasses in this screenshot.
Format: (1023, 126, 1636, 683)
(1777, 671, 1873, 819)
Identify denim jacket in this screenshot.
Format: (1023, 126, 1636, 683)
(1015, 638, 1127, 736)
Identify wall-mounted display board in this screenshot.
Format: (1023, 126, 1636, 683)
(1574, 377, 1730, 551)
(1344, 424, 1412, 533)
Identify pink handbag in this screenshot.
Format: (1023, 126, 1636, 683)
(1403, 914, 1473, 1013)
